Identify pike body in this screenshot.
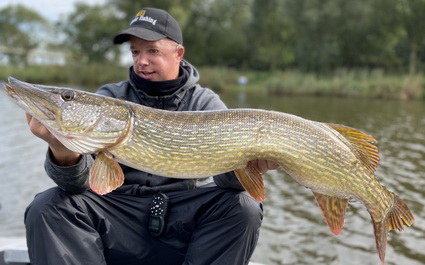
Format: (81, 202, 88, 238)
(3, 77, 414, 264)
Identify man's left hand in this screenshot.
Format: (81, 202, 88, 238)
(251, 159, 280, 174)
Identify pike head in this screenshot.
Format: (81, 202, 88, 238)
(4, 77, 133, 155)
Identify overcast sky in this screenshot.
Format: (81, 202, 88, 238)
(0, 0, 107, 21)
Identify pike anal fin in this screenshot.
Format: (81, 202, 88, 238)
(313, 192, 348, 235)
(89, 152, 124, 195)
(234, 161, 265, 202)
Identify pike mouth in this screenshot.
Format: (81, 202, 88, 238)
(5, 84, 19, 100)
(6, 80, 57, 121)
(4, 84, 30, 109)
(5, 83, 16, 94)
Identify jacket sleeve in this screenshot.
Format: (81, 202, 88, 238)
(44, 149, 92, 193)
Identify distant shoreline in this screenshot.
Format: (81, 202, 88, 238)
(1, 65, 423, 100)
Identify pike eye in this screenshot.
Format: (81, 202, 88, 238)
(61, 90, 75, 101)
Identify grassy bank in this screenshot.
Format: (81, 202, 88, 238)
(1, 64, 423, 100)
(198, 67, 424, 100)
(0, 63, 127, 92)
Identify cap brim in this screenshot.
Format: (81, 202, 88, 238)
(113, 27, 167, 44)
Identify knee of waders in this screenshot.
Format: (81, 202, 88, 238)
(24, 187, 78, 227)
(225, 192, 264, 228)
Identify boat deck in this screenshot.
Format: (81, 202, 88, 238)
(0, 238, 28, 265)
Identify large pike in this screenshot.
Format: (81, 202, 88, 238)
(3, 77, 413, 264)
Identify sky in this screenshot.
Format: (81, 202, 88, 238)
(0, 0, 107, 21)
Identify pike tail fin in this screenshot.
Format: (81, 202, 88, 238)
(370, 193, 414, 265)
(387, 193, 414, 231)
(371, 214, 390, 265)
(234, 161, 265, 201)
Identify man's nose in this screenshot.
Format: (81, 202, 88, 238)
(136, 52, 149, 66)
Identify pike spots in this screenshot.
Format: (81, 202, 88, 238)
(256, 124, 272, 142)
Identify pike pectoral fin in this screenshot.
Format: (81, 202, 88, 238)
(89, 152, 124, 195)
(313, 192, 348, 235)
(234, 162, 265, 202)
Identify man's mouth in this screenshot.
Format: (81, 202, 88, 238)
(139, 71, 155, 79)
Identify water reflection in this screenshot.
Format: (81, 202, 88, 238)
(221, 92, 424, 265)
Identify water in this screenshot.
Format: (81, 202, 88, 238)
(0, 88, 55, 238)
(223, 92, 425, 265)
(0, 87, 423, 265)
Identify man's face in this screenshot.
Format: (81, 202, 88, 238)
(129, 36, 184, 81)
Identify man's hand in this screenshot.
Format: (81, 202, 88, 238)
(26, 113, 81, 166)
(251, 159, 280, 174)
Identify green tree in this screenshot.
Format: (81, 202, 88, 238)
(247, 0, 295, 70)
(285, 0, 403, 72)
(108, 0, 196, 32)
(397, 0, 425, 74)
(0, 4, 47, 65)
(184, 0, 252, 68)
(57, 0, 425, 73)
(58, 3, 122, 63)
(349, 0, 402, 69)
(109, 0, 251, 68)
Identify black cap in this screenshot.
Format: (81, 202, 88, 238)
(113, 8, 183, 44)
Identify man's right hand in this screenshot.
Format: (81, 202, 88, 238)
(26, 113, 81, 166)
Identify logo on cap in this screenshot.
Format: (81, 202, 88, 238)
(130, 9, 157, 26)
(135, 10, 147, 17)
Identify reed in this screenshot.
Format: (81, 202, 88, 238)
(1, 65, 423, 100)
(0, 63, 127, 92)
(199, 67, 424, 100)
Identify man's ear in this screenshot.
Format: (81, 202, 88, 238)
(176, 45, 185, 60)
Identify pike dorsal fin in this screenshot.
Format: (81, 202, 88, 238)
(89, 152, 124, 195)
(313, 192, 348, 235)
(326, 123, 379, 174)
(234, 162, 265, 202)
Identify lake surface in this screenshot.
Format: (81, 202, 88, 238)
(0, 87, 424, 265)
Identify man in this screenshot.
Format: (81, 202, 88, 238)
(25, 7, 278, 265)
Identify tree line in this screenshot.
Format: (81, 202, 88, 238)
(1, 0, 425, 74)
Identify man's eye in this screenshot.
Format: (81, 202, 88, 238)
(149, 49, 159, 54)
(131, 50, 139, 56)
